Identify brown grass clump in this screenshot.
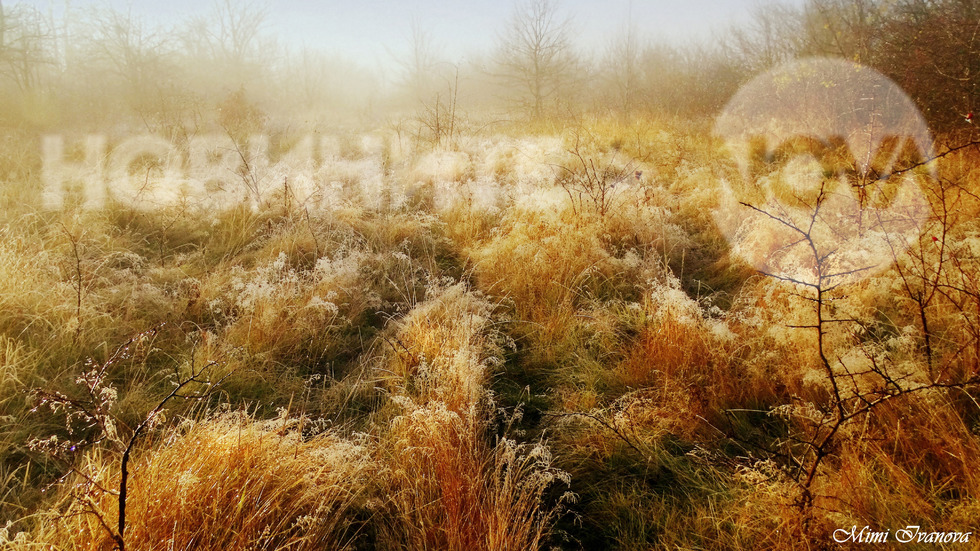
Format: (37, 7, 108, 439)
(201, 249, 370, 357)
(819, 393, 980, 527)
(383, 283, 499, 412)
(467, 208, 614, 353)
(375, 283, 572, 550)
(615, 275, 791, 416)
(617, 278, 712, 388)
(380, 399, 571, 551)
(30, 413, 375, 551)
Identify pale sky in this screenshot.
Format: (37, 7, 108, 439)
(32, 0, 806, 67)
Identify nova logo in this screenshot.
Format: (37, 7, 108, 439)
(714, 57, 934, 286)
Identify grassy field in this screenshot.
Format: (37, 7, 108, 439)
(0, 114, 978, 549)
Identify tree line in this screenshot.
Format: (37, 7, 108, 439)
(0, 0, 975, 133)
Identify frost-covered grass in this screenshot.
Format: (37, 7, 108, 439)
(1, 115, 978, 549)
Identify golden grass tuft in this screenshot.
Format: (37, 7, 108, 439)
(375, 282, 570, 550)
(31, 413, 375, 551)
(383, 283, 497, 412)
(615, 276, 791, 416)
(380, 399, 570, 551)
(468, 208, 614, 353)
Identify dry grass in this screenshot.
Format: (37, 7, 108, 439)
(3, 115, 980, 550)
(375, 283, 571, 550)
(382, 283, 498, 411)
(380, 400, 570, 551)
(23, 412, 375, 551)
(468, 209, 615, 357)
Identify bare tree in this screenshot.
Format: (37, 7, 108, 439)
(0, 1, 53, 93)
(492, 0, 576, 119)
(397, 19, 441, 102)
(635, 41, 740, 116)
(868, 0, 980, 130)
(279, 47, 379, 118)
(791, 0, 980, 130)
(212, 0, 269, 66)
(180, 0, 272, 84)
(86, 8, 171, 115)
(29, 328, 228, 551)
(728, 1, 804, 73)
(727, 141, 980, 531)
(801, 0, 887, 63)
(604, 20, 643, 116)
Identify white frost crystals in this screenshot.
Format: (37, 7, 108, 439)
(713, 57, 935, 287)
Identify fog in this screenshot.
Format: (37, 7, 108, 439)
(0, 0, 970, 134)
(46, 0, 797, 65)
